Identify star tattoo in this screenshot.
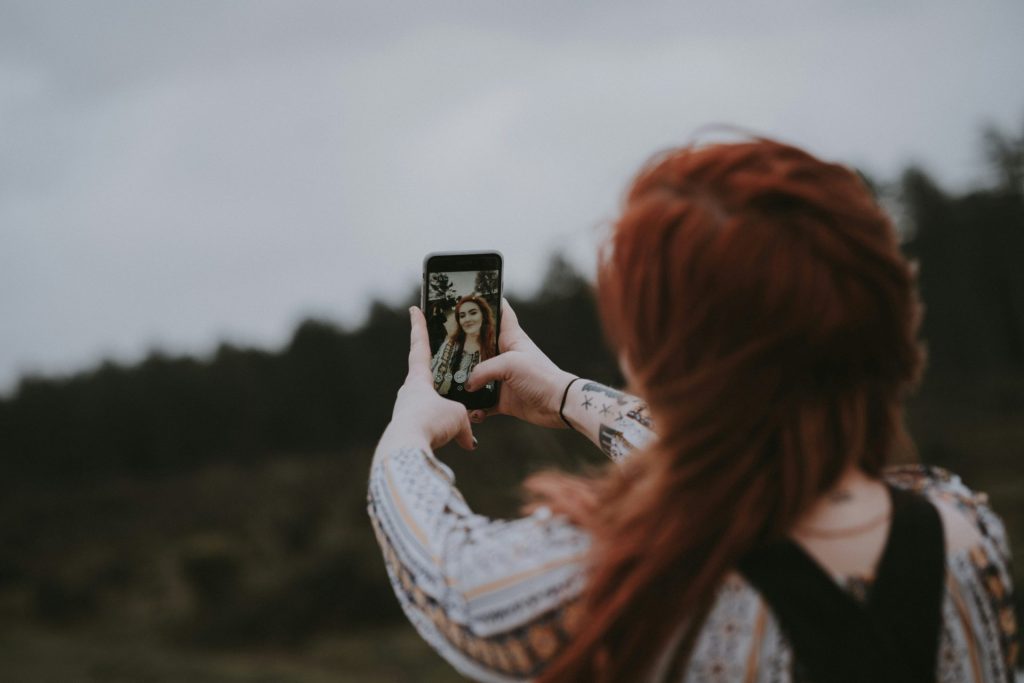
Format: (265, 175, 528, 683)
(599, 403, 612, 416)
(582, 396, 593, 410)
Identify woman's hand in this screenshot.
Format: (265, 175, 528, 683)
(379, 307, 477, 453)
(464, 299, 577, 429)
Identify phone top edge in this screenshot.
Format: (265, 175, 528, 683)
(423, 250, 503, 274)
(423, 250, 504, 259)
(423, 250, 503, 266)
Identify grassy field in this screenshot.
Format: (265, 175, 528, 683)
(0, 373, 1020, 680)
(0, 622, 460, 682)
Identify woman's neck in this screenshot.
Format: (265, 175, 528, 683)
(792, 466, 888, 533)
(787, 465, 893, 578)
(463, 334, 480, 352)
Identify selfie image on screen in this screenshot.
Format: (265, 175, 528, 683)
(426, 270, 500, 402)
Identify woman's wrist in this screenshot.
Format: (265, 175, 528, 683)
(559, 377, 583, 430)
(543, 369, 578, 427)
(377, 419, 432, 457)
(557, 377, 593, 432)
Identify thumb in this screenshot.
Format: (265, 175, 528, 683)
(465, 354, 514, 391)
(452, 412, 478, 451)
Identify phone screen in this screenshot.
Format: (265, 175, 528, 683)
(422, 251, 502, 409)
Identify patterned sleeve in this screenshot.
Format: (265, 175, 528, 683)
(367, 446, 590, 682)
(884, 464, 1019, 674)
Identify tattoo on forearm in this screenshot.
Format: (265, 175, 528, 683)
(581, 383, 651, 425)
(626, 405, 652, 428)
(581, 382, 628, 406)
(598, 424, 625, 459)
(575, 382, 655, 462)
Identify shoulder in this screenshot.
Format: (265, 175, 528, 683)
(433, 337, 456, 358)
(885, 464, 1020, 676)
(883, 464, 1010, 562)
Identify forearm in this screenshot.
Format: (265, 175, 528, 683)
(368, 433, 590, 681)
(561, 380, 655, 462)
(375, 421, 431, 464)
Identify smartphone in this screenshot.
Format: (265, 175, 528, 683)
(421, 251, 503, 409)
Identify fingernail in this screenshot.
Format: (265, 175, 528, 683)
(472, 437, 478, 449)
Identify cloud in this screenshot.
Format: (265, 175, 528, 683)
(1, 0, 1023, 392)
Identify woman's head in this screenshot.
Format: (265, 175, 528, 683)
(599, 138, 923, 476)
(457, 301, 484, 335)
(450, 295, 497, 360)
(532, 138, 924, 682)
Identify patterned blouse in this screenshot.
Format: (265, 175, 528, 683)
(431, 338, 481, 396)
(367, 409, 1019, 682)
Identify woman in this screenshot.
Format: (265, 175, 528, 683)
(368, 140, 1018, 682)
(430, 294, 497, 397)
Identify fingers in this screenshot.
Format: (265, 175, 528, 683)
(406, 307, 432, 382)
(498, 298, 527, 351)
(500, 298, 519, 330)
(465, 354, 513, 392)
(452, 412, 477, 451)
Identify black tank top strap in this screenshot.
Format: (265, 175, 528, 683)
(737, 482, 946, 683)
(867, 483, 947, 680)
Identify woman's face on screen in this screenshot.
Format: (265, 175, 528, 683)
(458, 302, 482, 335)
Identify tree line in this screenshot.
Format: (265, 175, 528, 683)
(0, 122, 1022, 483)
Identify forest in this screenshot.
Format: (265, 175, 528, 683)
(0, 124, 1022, 680)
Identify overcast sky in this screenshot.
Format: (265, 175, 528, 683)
(1, 0, 1023, 395)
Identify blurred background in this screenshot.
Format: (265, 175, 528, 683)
(1, 1, 1022, 680)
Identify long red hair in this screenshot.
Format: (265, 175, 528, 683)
(528, 139, 925, 681)
(449, 295, 497, 361)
